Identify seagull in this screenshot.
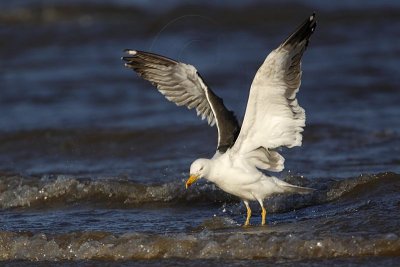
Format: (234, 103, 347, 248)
(122, 13, 316, 226)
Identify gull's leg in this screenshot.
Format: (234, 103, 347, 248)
(257, 199, 267, 226)
(243, 200, 251, 226)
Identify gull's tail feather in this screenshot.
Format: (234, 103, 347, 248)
(281, 184, 315, 194)
(274, 177, 315, 194)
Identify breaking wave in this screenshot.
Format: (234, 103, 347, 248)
(0, 172, 396, 211)
(0, 174, 232, 209)
(0, 227, 399, 261)
(0, 172, 399, 261)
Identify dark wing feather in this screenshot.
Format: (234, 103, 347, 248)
(280, 12, 317, 100)
(122, 50, 240, 152)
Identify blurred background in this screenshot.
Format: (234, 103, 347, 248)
(0, 1, 400, 263)
(0, 0, 399, 179)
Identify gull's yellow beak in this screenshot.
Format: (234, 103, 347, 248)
(185, 174, 199, 189)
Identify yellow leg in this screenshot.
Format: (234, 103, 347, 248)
(261, 207, 267, 226)
(243, 201, 251, 226)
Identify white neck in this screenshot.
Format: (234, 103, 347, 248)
(202, 160, 219, 183)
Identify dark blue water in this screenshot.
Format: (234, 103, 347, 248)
(0, 0, 399, 265)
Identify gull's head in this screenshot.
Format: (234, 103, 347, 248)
(185, 158, 211, 189)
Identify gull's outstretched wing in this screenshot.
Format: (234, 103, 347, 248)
(122, 50, 240, 152)
(230, 13, 316, 172)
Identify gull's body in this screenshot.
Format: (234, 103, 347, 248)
(123, 14, 317, 225)
(208, 155, 299, 200)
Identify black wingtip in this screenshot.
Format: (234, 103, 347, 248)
(122, 50, 139, 64)
(282, 12, 317, 48)
(310, 12, 316, 21)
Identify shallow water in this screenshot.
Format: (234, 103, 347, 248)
(1, 0, 400, 265)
